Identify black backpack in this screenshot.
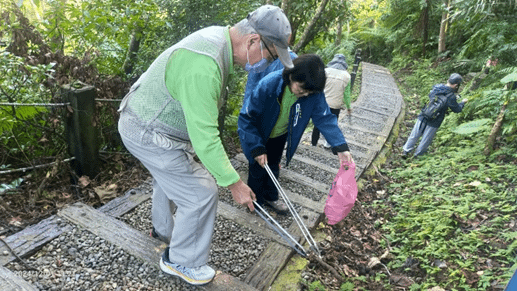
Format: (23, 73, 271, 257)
(421, 93, 448, 120)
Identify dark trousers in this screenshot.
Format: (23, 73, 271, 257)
(247, 134, 288, 205)
(311, 108, 341, 146)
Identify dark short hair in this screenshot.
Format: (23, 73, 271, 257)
(282, 54, 326, 93)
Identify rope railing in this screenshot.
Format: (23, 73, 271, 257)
(0, 102, 70, 107)
(0, 157, 75, 175)
(0, 99, 122, 107)
(1, 85, 124, 178)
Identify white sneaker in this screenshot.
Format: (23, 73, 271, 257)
(160, 247, 215, 285)
(265, 199, 288, 214)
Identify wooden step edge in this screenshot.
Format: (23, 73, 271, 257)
(98, 187, 152, 217)
(244, 208, 322, 290)
(0, 215, 72, 267)
(58, 202, 257, 291)
(0, 266, 38, 291)
(1, 187, 152, 267)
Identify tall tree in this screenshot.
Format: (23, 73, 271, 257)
(292, 0, 330, 52)
(438, 0, 449, 53)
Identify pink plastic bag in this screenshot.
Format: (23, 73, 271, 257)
(324, 162, 358, 225)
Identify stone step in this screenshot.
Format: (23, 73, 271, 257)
(57, 202, 257, 291)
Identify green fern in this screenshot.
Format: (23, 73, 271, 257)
(451, 118, 492, 135)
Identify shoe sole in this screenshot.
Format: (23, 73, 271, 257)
(160, 258, 213, 285)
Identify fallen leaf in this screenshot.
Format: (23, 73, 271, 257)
(94, 186, 117, 203)
(368, 257, 381, 268)
(79, 176, 91, 187)
(9, 216, 22, 227)
(469, 181, 482, 187)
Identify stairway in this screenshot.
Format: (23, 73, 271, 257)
(0, 62, 404, 291)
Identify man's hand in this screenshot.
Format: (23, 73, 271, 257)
(254, 154, 268, 168)
(337, 151, 354, 166)
(228, 179, 256, 211)
(462, 98, 468, 103)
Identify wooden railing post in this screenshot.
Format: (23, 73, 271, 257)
(63, 83, 100, 178)
(350, 49, 362, 91)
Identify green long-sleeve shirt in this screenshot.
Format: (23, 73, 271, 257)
(163, 46, 239, 187)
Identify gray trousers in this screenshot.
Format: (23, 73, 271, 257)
(119, 129, 218, 268)
(403, 119, 439, 157)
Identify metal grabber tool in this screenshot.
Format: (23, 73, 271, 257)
(253, 162, 322, 257)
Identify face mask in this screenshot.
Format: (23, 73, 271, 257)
(245, 42, 270, 73)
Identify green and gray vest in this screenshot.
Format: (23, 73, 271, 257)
(119, 26, 231, 143)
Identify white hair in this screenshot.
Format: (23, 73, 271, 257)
(234, 19, 274, 47)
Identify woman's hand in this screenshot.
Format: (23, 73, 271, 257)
(338, 151, 354, 166)
(254, 154, 268, 168)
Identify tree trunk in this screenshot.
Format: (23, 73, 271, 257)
(335, 20, 343, 46)
(438, 0, 449, 53)
(121, 28, 142, 76)
(422, 0, 429, 56)
(281, 0, 289, 12)
(292, 0, 330, 53)
(484, 104, 506, 156)
(281, 0, 294, 45)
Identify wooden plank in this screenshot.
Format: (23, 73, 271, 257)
(98, 188, 151, 217)
(244, 208, 322, 291)
(0, 266, 38, 291)
(0, 216, 71, 266)
(58, 202, 165, 267)
(1, 189, 151, 267)
(58, 202, 256, 291)
(217, 201, 292, 248)
(203, 273, 259, 291)
(284, 189, 325, 213)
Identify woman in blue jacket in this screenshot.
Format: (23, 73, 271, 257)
(238, 54, 353, 213)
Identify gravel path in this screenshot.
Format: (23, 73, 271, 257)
(7, 224, 197, 291)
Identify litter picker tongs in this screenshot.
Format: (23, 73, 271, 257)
(252, 162, 321, 257)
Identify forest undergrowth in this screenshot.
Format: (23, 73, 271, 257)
(301, 66, 517, 291)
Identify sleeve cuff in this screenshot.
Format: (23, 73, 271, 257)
(332, 143, 350, 154)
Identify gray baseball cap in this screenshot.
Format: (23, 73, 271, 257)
(448, 73, 463, 85)
(247, 5, 294, 69)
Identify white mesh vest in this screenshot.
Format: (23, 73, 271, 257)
(120, 26, 231, 143)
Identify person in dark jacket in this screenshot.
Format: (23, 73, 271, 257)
(402, 73, 469, 157)
(238, 54, 353, 213)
